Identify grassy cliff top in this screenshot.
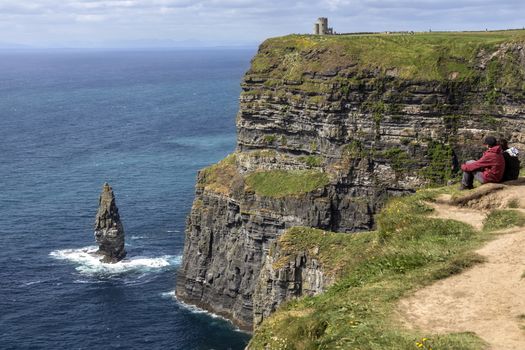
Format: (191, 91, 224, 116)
(249, 30, 525, 82)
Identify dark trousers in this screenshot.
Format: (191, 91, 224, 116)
(461, 160, 485, 188)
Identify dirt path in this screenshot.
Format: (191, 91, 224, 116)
(428, 202, 487, 231)
(397, 187, 525, 349)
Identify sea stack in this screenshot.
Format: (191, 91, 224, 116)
(94, 183, 126, 263)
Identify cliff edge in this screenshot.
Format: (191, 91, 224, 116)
(176, 30, 525, 332)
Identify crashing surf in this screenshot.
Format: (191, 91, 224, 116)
(50, 246, 180, 276)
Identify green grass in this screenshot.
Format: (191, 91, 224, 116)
(420, 142, 457, 185)
(483, 209, 525, 231)
(263, 134, 277, 144)
(199, 154, 241, 195)
(273, 227, 376, 274)
(249, 30, 525, 85)
(249, 188, 492, 349)
(508, 198, 520, 209)
(378, 147, 415, 173)
(199, 155, 330, 198)
(298, 155, 323, 168)
(245, 170, 330, 198)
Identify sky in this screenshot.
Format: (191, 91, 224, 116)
(0, 0, 524, 48)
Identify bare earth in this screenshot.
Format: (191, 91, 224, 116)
(397, 183, 525, 349)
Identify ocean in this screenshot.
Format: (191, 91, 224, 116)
(0, 48, 254, 349)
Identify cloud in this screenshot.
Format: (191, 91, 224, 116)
(75, 14, 109, 22)
(0, 0, 523, 47)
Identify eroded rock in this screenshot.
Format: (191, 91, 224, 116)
(94, 183, 126, 263)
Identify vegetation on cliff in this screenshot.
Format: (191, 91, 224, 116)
(245, 170, 329, 198)
(199, 153, 330, 198)
(248, 185, 525, 349)
(198, 154, 242, 195)
(249, 30, 525, 85)
(272, 227, 374, 274)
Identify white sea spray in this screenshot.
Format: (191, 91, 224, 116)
(50, 246, 180, 276)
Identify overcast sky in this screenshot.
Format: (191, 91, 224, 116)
(0, 0, 524, 48)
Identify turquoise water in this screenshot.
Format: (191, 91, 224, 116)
(0, 49, 254, 349)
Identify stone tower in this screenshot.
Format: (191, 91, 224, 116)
(314, 23, 320, 35)
(313, 17, 333, 35)
(319, 17, 328, 34)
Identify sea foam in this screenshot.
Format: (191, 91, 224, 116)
(162, 291, 222, 317)
(50, 246, 180, 276)
(161, 290, 246, 333)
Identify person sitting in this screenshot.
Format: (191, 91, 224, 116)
(499, 139, 521, 181)
(459, 136, 505, 190)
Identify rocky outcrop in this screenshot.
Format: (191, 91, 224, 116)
(94, 183, 126, 263)
(253, 238, 334, 327)
(175, 159, 381, 329)
(177, 33, 525, 331)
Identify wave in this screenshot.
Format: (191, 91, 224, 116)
(165, 292, 228, 319)
(50, 246, 180, 276)
(161, 291, 248, 333)
(20, 277, 61, 287)
(160, 290, 177, 299)
(162, 291, 221, 317)
(22, 280, 42, 286)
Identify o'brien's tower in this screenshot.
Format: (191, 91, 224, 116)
(313, 17, 334, 35)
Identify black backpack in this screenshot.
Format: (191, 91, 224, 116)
(502, 153, 520, 181)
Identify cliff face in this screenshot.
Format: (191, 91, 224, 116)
(176, 31, 525, 330)
(253, 232, 336, 326)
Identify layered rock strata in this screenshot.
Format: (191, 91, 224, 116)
(94, 183, 126, 263)
(177, 32, 525, 330)
(253, 238, 335, 326)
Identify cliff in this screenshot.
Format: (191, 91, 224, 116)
(176, 31, 525, 332)
(247, 181, 525, 349)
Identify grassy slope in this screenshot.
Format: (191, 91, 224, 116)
(249, 187, 525, 350)
(249, 30, 525, 85)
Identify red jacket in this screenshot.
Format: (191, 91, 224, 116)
(461, 145, 505, 183)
